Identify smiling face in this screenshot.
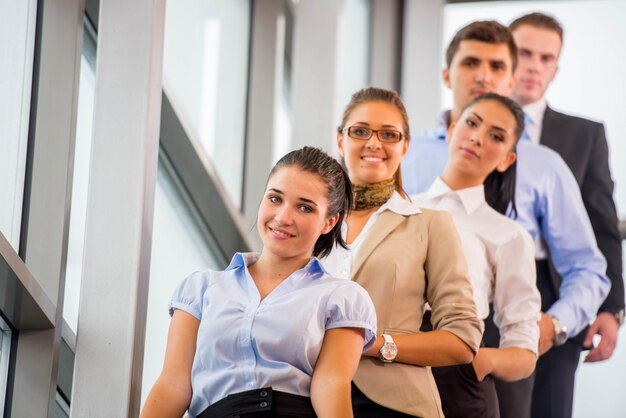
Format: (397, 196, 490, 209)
(443, 99, 518, 189)
(337, 101, 409, 186)
(444, 40, 516, 121)
(512, 24, 561, 106)
(257, 166, 338, 263)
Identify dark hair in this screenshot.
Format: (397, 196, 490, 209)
(462, 93, 525, 217)
(446, 20, 518, 72)
(337, 86, 410, 199)
(509, 12, 563, 42)
(268, 146, 352, 258)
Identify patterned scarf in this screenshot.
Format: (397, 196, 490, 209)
(352, 178, 395, 211)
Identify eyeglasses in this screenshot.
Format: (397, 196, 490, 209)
(343, 126, 403, 143)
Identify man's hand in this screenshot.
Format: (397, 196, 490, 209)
(583, 312, 619, 362)
(538, 312, 555, 356)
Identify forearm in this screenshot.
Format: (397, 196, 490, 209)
(548, 269, 610, 337)
(140, 378, 191, 418)
(364, 330, 474, 366)
(480, 347, 536, 382)
(310, 377, 353, 418)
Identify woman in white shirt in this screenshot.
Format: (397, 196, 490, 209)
(412, 93, 540, 418)
(322, 87, 483, 418)
(141, 147, 377, 418)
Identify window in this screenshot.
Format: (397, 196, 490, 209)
(162, 0, 251, 208)
(141, 155, 224, 406)
(64, 17, 97, 334)
(0, 316, 11, 414)
(0, 0, 37, 250)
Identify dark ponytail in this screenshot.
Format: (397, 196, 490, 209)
(269, 146, 352, 258)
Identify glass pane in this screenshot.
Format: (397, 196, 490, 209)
(443, 2, 626, 417)
(0, 316, 11, 414)
(0, 0, 37, 250)
(272, 6, 294, 164)
(141, 157, 223, 406)
(64, 20, 97, 334)
(162, 0, 251, 208)
(53, 391, 70, 418)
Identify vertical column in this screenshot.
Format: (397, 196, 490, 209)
(243, 0, 285, 234)
(290, 0, 344, 155)
(401, 0, 445, 133)
(69, 0, 165, 416)
(370, 0, 403, 91)
(10, 0, 84, 416)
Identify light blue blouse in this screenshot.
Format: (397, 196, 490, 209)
(169, 252, 377, 417)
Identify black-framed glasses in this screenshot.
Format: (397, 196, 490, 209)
(343, 126, 403, 143)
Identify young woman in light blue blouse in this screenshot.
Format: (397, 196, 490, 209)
(141, 147, 377, 418)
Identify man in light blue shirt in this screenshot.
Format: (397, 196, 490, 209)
(402, 20, 610, 418)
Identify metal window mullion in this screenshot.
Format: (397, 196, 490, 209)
(9, 0, 86, 416)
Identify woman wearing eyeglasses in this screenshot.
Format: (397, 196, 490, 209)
(322, 87, 483, 418)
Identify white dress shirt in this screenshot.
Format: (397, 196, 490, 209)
(322, 191, 421, 281)
(412, 178, 540, 353)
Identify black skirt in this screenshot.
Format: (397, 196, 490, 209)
(197, 387, 316, 418)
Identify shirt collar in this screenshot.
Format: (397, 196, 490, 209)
(381, 191, 422, 216)
(225, 252, 326, 275)
(425, 177, 485, 215)
(522, 97, 547, 126)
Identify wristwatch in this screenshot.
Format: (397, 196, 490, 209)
(378, 334, 398, 363)
(550, 315, 568, 346)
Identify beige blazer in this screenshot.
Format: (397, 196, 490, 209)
(351, 208, 483, 417)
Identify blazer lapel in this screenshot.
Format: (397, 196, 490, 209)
(351, 211, 404, 278)
(539, 106, 560, 149)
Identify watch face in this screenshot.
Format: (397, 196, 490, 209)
(551, 316, 568, 346)
(555, 330, 568, 346)
(381, 343, 398, 361)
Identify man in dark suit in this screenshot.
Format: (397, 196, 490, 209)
(509, 12, 624, 418)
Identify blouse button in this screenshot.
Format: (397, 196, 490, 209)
(260, 390, 268, 397)
(260, 401, 268, 408)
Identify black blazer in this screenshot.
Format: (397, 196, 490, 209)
(540, 106, 624, 312)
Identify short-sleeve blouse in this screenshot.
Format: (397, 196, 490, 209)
(169, 252, 377, 417)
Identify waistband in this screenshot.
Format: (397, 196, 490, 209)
(197, 387, 316, 418)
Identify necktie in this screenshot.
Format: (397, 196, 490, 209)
(521, 113, 532, 142)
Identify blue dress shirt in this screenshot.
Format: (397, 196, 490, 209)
(169, 252, 377, 417)
(401, 111, 610, 337)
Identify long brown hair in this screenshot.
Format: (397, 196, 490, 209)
(337, 87, 410, 199)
